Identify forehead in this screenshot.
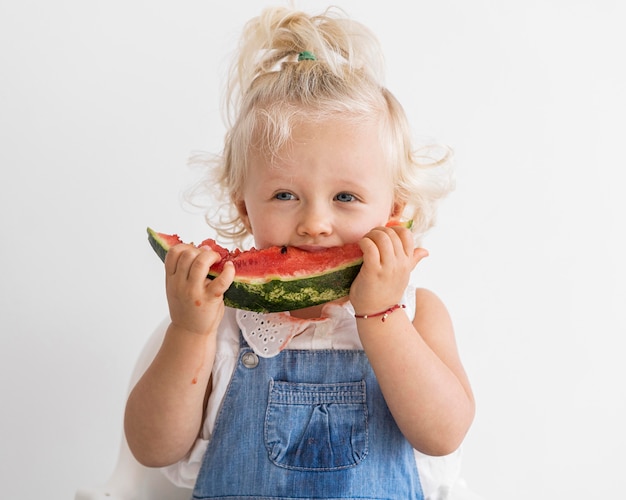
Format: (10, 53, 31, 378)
(251, 116, 387, 167)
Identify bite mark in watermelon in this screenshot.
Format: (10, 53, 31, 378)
(147, 221, 412, 313)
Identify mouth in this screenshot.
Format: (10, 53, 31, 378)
(294, 245, 331, 253)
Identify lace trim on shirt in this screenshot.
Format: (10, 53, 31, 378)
(236, 311, 312, 357)
(235, 301, 355, 358)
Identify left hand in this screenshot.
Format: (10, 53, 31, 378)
(349, 226, 428, 316)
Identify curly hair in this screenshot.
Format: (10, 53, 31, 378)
(188, 6, 454, 246)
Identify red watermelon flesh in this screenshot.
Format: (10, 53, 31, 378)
(147, 222, 410, 312)
(147, 228, 364, 284)
(198, 238, 363, 283)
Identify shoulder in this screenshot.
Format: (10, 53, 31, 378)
(412, 287, 453, 322)
(410, 287, 474, 412)
(410, 287, 456, 346)
(401, 286, 451, 324)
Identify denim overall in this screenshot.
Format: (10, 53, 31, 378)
(192, 334, 424, 499)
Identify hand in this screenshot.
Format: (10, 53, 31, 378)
(164, 244, 235, 336)
(349, 226, 428, 315)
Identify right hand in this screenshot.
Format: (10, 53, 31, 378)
(164, 244, 235, 336)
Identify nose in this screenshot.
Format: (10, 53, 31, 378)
(296, 204, 332, 238)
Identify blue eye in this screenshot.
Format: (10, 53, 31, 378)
(275, 192, 295, 201)
(335, 192, 356, 202)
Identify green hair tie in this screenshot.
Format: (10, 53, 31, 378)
(298, 51, 316, 61)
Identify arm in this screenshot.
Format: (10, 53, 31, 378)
(124, 244, 235, 467)
(350, 227, 475, 456)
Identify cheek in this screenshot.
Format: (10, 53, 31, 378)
(348, 204, 396, 239)
(246, 214, 262, 236)
(341, 222, 383, 244)
(247, 216, 284, 248)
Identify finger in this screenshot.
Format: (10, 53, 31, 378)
(364, 227, 400, 262)
(395, 226, 416, 257)
(187, 247, 221, 283)
(207, 261, 236, 297)
(358, 236, 382, 268)
(412, 247, 429, 267)
(177, 246, 209, 281)
(164, 243, 192, 276)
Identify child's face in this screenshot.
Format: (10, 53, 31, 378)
(236, 117, 401, 250)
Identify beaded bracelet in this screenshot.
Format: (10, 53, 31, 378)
(354, 304, 406, 322)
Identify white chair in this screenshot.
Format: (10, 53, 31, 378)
(75, 319, 192, 500)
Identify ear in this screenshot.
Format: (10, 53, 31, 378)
(234, 197, 252, 234)
(388, 200, 406, 221)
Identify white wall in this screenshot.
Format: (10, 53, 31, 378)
(1, 1, 624, 498)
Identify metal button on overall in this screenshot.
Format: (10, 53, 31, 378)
(241, 352, 259, 368)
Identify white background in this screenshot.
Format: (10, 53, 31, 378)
(1, 1, 624, 498)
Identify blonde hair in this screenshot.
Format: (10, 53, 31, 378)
(190, 6, 454, 245)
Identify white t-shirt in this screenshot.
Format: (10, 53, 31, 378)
(161, 286, 473, 499)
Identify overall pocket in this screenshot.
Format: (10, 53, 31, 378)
(264, 379, 369, 471)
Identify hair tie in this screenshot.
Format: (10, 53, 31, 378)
(298, 51, 316, 61)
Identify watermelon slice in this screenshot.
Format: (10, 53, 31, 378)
(147, 228, 364, 312)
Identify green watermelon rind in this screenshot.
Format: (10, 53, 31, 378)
(222, 265, 362, 312)
(146, 227, 363, 313)
(147, 229, 177, 263)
